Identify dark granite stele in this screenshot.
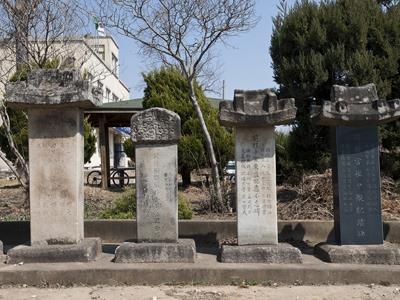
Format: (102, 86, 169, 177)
(219, 243, 303, 264)
(314, 242, 400, 265)
(6, 238, 102, 264)
(310, 83, 400, 261)
(114, 239, 196, 263)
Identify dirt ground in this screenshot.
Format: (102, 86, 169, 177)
(0, 170, 399, 221)
(0, 284, 399, 300)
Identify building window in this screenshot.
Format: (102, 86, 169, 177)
(112, 93, 119, 102)
(105, 88, 111, 103)
(97, 81, 104, 98)
(111, 53, 119, 76)
(87, 72, 94, 82)
(94, 44, 105, 60)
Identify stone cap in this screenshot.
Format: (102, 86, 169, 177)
(5, 69, 102, 109)
(131, 108, 181, 144)
(311, 83, 400, 126)
(218, 89, 297, 127)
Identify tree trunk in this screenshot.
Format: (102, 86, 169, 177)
(187, 79, 224, 212)
(15, 0, 30, 72)
(0, 0, 31, 205)
(0, 103, 29, 198)
(181, 166, 191, 188)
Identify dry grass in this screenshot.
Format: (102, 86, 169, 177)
(277, 170, 400, 221)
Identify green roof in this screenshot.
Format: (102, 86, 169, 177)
(100, 97, 231, 110)
(101, 98, 144, 109)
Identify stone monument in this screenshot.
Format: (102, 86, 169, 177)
(311, 83, 400, 264)
(5, 69, 102, 264)
(218, 89, 302, 263)
(114, 108, 196, 263)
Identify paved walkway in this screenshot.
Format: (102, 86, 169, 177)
(1, 248, 400, 286)
(0, 284, 400, 299)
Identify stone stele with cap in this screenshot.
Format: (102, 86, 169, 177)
(5, 69, 102, 264)
(114, 107, 196, 263)
(218, 89, 302, 263)
(312, 83, 400, 264)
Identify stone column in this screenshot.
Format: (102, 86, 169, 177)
(136, 144, 178, 242)
(29, 108, 84, 244)
(312, 84, 400, 264)
(236, 126, 277, 245)
(114, 108, 196, 263)
(5, 69, 102, 264)
(218, 89, 302, 263)
(331, 126, 382, 245)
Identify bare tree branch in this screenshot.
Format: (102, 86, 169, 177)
(0, 0, 99, 198)
(90, 0, 257, 211)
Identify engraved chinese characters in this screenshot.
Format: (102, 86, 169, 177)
(236, 127, 277, 245)
(333, 126, 382, 244)
(136, 145, 178, 242)
(29, 108, 84, 244)
(219, 89, 297, 248)
(310, 84, 400, 246)
(131, 108, 181, 243)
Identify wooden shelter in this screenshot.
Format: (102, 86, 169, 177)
(84, 100, 143, 189)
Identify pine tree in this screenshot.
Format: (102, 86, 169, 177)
(142, 67, 234, 187)
(270, 0, 400, 174)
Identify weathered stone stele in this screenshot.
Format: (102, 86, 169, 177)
(29, 108, 85, 244)
(220, 89, 296, 246)
(115, 107, 195, 263)
(5, 69, 102, 263)
(235, 126, 277, 245)
(218, 89, 301, 263)
(312, 84, 400, 264)
(132, 108, 180, 243)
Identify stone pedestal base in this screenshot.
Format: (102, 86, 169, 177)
(314, 242, 400, 264)
(114, 239, 196, 263)
(219, 243, 302, 263)
(0, 241, 5, 263)
(6, 238, 102, 264)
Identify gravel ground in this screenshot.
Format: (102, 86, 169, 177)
(0, 284, 400, 300)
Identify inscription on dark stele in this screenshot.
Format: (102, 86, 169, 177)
(332, 126, 383, 245)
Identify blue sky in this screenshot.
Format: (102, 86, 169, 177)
(111, 0, 297, 100)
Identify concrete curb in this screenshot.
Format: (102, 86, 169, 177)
(1, 220, 399, 245)
(1, 255, 400, 286)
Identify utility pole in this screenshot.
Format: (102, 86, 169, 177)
(222, 80, 225, 100)
(14, 0, 30, 71)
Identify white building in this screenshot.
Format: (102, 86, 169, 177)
(0, 34, 131, 172)
(80, 35, 131, 169)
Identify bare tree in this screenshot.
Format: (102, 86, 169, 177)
(0, 0, 93, 197)
(93, 0, 257, 211)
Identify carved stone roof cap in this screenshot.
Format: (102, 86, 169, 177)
(331, 83, 378, 103)
(131, 108, 181, 144)
(5, 69, 102, 109)
(311, 83, 400, 126)
(218, 88, 297, 127)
